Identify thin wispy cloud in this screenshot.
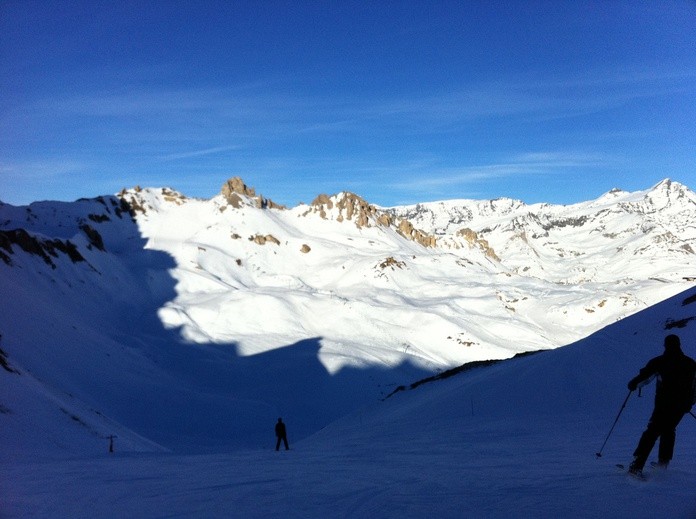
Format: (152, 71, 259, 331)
(512, 152, 613, 168)
(5, 62, 693, 159)
(0, 159, 89, 180)
(382, 152, 615, 194)
(159, 145, 242, 162)
(11, 61, 690, 134)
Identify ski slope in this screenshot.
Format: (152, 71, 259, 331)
(3, 287, 696, 518)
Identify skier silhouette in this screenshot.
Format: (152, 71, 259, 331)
(275, 417, 289, 451)
(627, 334, 696, 476)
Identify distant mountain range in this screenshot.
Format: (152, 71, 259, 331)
(0, 177, 694, 453)
(386, 178, 696, 284)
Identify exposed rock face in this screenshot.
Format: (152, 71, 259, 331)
(117, 189, 147, 215)
(310, 192, 381, 228)
(376, 214, 392, 227)
(397, 219, 437, 248)
(337, 193, 374, 227)
(79, 223, 105, 251)
(300, 244, 311, 253)
(249, 234, 280, 246)
(456, 228, 500, 261)
(161, 188, 187, 205)
(221, 177, 254, 208)
(0, 229, 85, 268)
(221, 177, 285, 210)
(311, 194, 333, 213)
(379, 256, 406, 270)
(308, 192, 437, 248)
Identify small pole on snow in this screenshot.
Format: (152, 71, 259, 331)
(596, 391, 632, 458)
(108, 435, 116, 453)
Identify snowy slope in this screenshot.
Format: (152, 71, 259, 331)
(3, 285, 695, 518)
(0, 178, 694, 458)
(386, 179, 696, 283)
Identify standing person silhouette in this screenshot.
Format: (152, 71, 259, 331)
(627, 334, 696, 476)
(275, 417, 289, 451)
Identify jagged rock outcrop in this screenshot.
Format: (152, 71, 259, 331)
(221, 177, 285, 210)
(161, 188, 187, 205)
(117, 189, 148, 215)
(397, 219, 437, 248)
(249, 234, 280, 246)
(309, 192, 437, 248)
(379, 256, 406, 270)
(0, 229, 85, 268)
(456, 228, 500, 261)
(309, 192, 382, 228)
(376, 214, 392, 227)
(79, 223, 105, 251)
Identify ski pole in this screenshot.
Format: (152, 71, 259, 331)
(689, 411, 696, 420)
(596, 391, 632, 458)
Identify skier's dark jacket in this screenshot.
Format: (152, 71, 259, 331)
(275, 421, 286, 438)
(628, 338, 696, 413)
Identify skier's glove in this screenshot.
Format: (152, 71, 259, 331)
(627, 378, 638, 391)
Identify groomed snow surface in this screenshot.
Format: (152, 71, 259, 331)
(3, 287, 696, 518)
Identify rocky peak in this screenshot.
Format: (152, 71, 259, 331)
(649, 179, 693, 203)
(653, 178, 673, 191)
(309, 192, 385, 228)
(308, 192, 438, 248)
(625, 179, 695, 216)
(221, 177, 285, 210)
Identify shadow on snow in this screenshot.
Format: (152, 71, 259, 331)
(0, 195, 433, 454)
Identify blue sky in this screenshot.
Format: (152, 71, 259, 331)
(1, 1, 695, 207)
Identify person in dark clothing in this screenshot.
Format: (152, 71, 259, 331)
(275, 417, 289, 451)
(627, 334, 696, 476)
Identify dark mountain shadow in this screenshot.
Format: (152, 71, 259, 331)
(124, 335, 433, 453)
(0, 195, 434, 454)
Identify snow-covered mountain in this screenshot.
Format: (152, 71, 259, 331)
(0, 177, 694, 456)
(385, 178, 696, 283)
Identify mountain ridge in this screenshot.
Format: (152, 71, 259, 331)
(1, 177, 695, 454)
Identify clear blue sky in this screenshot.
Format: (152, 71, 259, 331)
(1, 1, 695, 207)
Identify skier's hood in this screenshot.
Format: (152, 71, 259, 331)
(664, 334, 683, 356)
